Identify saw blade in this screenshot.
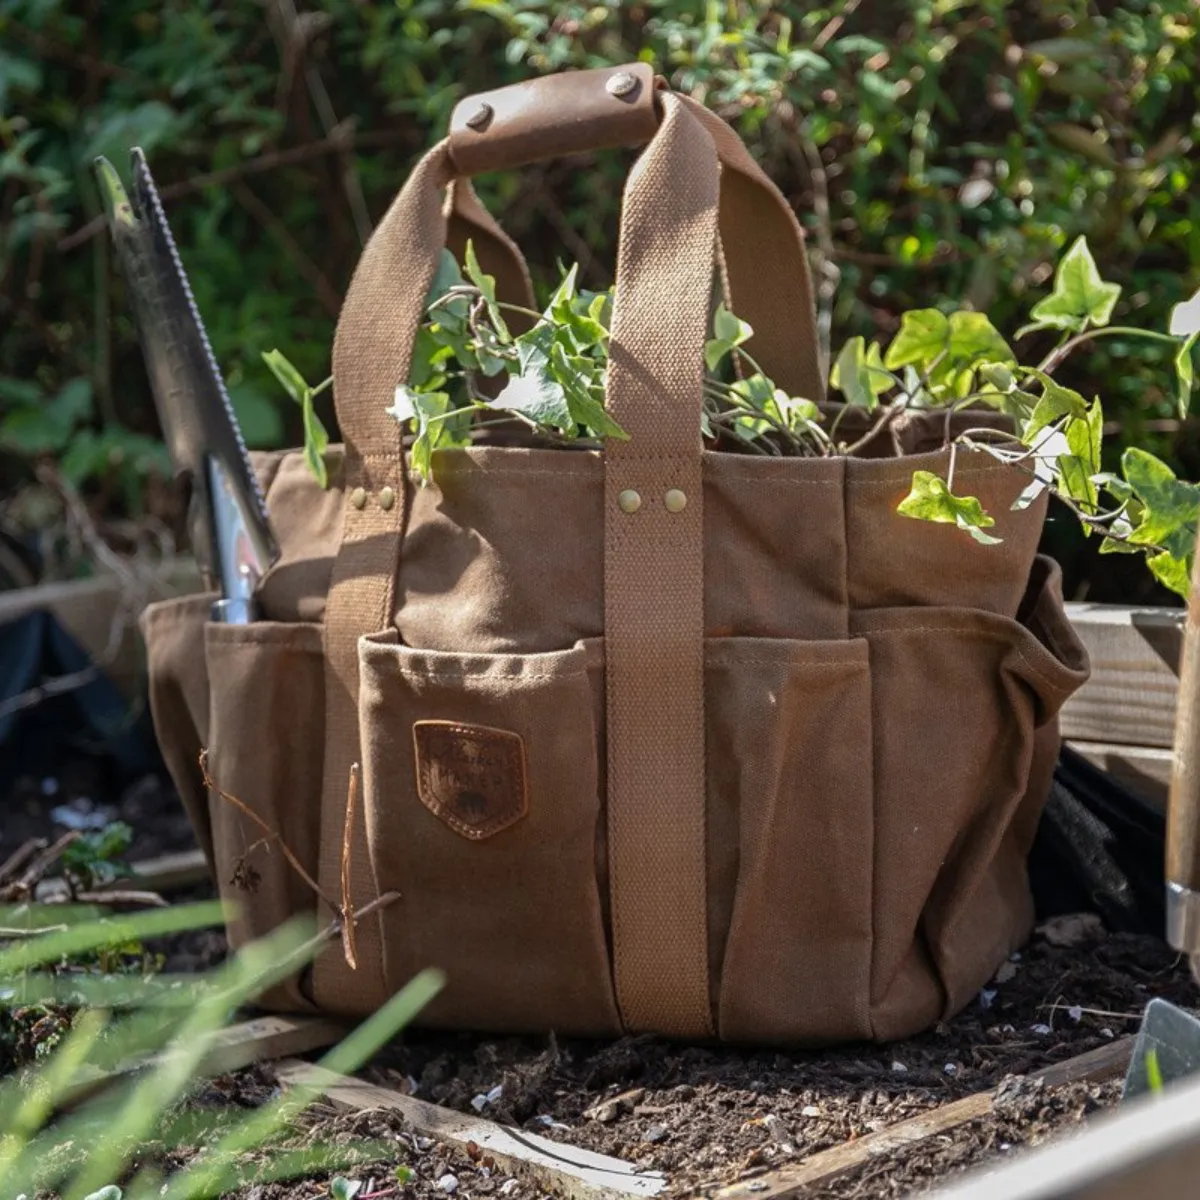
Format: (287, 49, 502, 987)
(94, 150, 278, 592)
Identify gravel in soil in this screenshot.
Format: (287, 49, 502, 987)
(150, 921, 1188, 1200)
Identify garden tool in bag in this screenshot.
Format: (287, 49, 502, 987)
(128, 63, 1091, 1046)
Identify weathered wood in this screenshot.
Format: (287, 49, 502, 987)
(927, 1069, 1200, 1199)
(126, 848, 211, 892)
(274, 1059, 669, 1200)
(32, 847, 212, 903)
(0, 558, 202, 698)
(716, 1037, 1135, 1200)
(1060, 602, 1184, 749)
(1065, 741, 1172, 812)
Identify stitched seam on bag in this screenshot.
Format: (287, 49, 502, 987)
(706, 656, 864, 667)
(859, 623, 1079, 692)
(388, 667, 588, 681)
(848, 464, 1016, 488)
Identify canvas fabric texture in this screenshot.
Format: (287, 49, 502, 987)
(140, 65, 1091, 1045)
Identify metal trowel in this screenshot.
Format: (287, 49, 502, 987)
(1123, 539, 1200, 1100)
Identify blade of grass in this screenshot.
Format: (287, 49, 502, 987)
(161, 967, 445, 1200)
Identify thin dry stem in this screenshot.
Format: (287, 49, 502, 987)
(199, 749, 334, 909)
(340, 763, 360, 970)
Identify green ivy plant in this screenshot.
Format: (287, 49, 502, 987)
(270, 236, 1200, 598)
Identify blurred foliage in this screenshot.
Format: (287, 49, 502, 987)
(1, 0, 1198, 600)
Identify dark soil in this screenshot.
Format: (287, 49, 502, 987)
(149, 919, 1187, 1200)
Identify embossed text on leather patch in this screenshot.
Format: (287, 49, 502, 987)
(412, 720, 528, 840)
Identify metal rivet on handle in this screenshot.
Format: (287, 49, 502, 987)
(378, 485, 396, 511)
(664, 488, 687, 513)
(465, 102, 494, 131)
(350, 487, 367, 510)
(606, 71, 639, 99)
(618, 489, 642, 514)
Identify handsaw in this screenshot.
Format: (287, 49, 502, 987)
(92, 148, 279, 624)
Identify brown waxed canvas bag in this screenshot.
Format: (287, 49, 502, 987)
(139, 63, 1092, 1046)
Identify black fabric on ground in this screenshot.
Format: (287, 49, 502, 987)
(1030, 744, 1166, 935)
(0, 609, 163, 802)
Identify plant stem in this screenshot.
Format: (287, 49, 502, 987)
(1038, 325, 1180, 374)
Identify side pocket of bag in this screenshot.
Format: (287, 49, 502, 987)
(357, 631, 620, 1037)
(711, 637, 875, 1045)
(203, 621, 325, 1009)
(854, 558, 1089, 1039)
(140, 593, 219, 867)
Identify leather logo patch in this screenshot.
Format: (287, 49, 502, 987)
(412, 720, 528, 840)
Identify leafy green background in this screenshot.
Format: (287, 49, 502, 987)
(1, 0, 1197, 602)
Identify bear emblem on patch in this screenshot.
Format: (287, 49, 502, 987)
(412, 720, 528, 840)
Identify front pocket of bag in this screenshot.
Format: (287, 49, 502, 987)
(853, 567, 1088, 1037)
(357, 631, 620, 1036)
(203, 620, 325, 1003)
(711, 637, 875, 1045)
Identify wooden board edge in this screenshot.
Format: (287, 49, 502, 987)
(715, 1037, 1135, 1200)
(926, 1067, 1200, 1199)
(274, 1058, 669, 1200)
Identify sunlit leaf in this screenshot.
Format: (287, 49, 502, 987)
(897, 469, 1002, 544)
(463, 239, 510, 342)
(831, 336, 890, 410)
(1176, 332, 1197, 419)
(1169, 286, 1200, 337)
(1028, 236, 1121, 333)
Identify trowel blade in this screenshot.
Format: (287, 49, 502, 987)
(1122, 996, 1200, 1101)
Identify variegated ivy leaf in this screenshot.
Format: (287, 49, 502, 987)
(1024, 235, 1121, 334)
(831, 336, 891, 410)
(897, 470, 1002, 544)
(704, 302, 754, 372)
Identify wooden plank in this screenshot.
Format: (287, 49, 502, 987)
(927, 1068, 1200, 1200)
(716, 1037, 1134, 1200)
(0, 558, 202, 698)
(1060, 602, 1183, 749)
(1066, 741, 1172, 812)
(274, 1059, 669, 1200)
(126, 848, 211, 892)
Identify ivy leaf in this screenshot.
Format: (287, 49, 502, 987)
(1121, 446, 1200, 562)
(492, 332, 572, 429)
(330, 1178, 363, 1200)
(463, 239, 510, 343)
(262, 348, 309, 406)
(1021, 376, 1089, 444)
(1012, 426, 1070, 511)
(1147, 551, 1193, 599)
(1058, 398, 1104, 517)
(1169, 285, 1200, 337)
(1175, 331, 1197, 419)
(831, 336, 890, 410)
(704, 302, 754, 371)
(549, 340, 627, 439)
(1027, 235, 1121, 333)
(883, 310, 947, 371)
(300, 393, 329, 489)
(897, 470, 1002, 545)
(883, 310, 1013, 395)
(404, 390, 463, 484)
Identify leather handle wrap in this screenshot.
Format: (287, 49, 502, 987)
(448, 64, 659, 178)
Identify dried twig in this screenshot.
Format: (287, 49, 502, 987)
(0, 838, 47, 887)
(66, 889, 171, 909)
(340, 763, 360, 970)
(199, 749, 334, 910)
(1, 831, 83, 901)
(57, 127, 407, 253)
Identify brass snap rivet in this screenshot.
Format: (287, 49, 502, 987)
(617, 488, 642, 514)
(350, 486, 367, 510)
(465, 102, 494, 131)
(378, 485, 396, 512)
(606, 71, 639, 99)
(664, 488, 687, 513)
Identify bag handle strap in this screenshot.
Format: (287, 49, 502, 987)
(445, 66, 822, 403)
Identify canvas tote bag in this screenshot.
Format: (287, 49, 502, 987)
(140, 63, 1091, 1046)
